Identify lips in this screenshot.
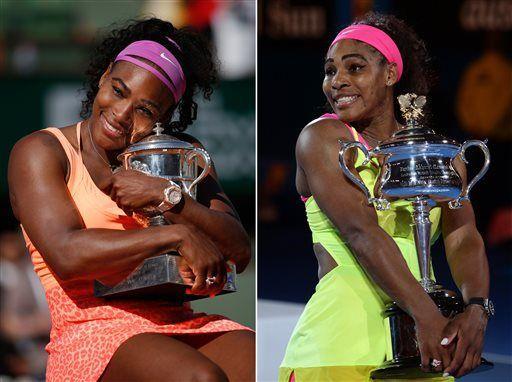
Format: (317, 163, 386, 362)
(100, 114, 125, 138)
(333, 94, 359, 108)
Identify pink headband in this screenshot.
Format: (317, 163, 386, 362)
(114, 39, 186, 102)
(330, 24, 403, 81)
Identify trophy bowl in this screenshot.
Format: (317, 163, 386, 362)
(338, 94, 492, 379)
(94, 123, 237, 302)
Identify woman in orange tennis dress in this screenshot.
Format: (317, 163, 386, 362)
(8, 18, 254, 382)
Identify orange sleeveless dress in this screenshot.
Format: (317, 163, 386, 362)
(21, 122, 251, 382)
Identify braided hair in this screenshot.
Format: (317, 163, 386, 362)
(80, 18, 219, 132)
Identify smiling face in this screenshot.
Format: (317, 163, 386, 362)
(89, 60, 175, 151)
(323, 39, 396, 123)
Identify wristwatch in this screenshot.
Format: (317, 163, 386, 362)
(466, 298, 495, 317)
(156, 180, 182, 213)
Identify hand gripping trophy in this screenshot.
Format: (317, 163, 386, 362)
(94, 123, 236, 301)
(339, 94, 492, 379)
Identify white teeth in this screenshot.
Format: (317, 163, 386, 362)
(105, 121, 123, 136)
(336, 95, 358, 103)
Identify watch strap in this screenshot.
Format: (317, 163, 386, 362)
(466, 297, 494, 316)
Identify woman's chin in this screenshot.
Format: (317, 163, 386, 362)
(90, 118, 127, 151)
(333, 109, 363, 123)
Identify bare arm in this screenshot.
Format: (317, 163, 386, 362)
(298, 121, 439, 318)
(297, 119, 451, 369)
(440, 161, 490, 377)
(443, 203, 489, 301)
(441, 158, 489, 301)
(8, 132, 223, 287)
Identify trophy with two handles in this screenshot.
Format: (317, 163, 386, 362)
(339, 94, 492, 379)
(94, 123, 236, 302)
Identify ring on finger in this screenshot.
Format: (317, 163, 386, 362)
(206, 276, 217, 286)
(431, 359, 442, 368)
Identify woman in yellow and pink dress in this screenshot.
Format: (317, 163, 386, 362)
(280, 12, 491, 382)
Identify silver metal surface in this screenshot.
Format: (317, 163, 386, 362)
(94, 254, 237, 301)
(338, 94, 490, 292)
(338, 95, 490, 212)
(94, 123, 231, 300)
(448, 139, 491, 209)
(341, 94, 492, 378)
(411, 197, 437, 292)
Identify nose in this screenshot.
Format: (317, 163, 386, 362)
(331, 70, 349, 89)
(112, 99, 133, 130)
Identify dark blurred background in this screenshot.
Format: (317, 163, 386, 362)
(258, 0, 511, 380)
(0, 1, 255, 380)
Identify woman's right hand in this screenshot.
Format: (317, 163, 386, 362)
(173, 224, 227, 296)
(414, 310, 453, 374)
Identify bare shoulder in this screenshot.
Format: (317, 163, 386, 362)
(296, 117, 354, 161)
(8, 131, 69, 219)
(9, 130, 67, 173)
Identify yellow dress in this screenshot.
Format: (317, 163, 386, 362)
(279, 126, 451, 381)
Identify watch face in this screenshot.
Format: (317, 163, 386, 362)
(167, 188, 182, 205)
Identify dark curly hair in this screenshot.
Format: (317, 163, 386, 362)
(330, 12, 436, 123)
(80, 18, 219, 132)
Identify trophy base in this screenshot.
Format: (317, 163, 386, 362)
(370, 357, 494, 380)
(371, 357, 442, 380)
(370, 286, 493, 379)
(93, 254, 236, 302)
(370, 357, 494, 379)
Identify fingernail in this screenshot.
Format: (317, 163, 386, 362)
(441, 337, 449, 345)
(443, 372, 450, 377)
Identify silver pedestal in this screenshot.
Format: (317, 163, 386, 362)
(94, 254, 237, 302)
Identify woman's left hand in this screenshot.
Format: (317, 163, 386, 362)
(441, 305, 488, 378)
(108, 169, 169, 213)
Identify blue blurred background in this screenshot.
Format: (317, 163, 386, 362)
(258, 0, 511, 381)
(0, 1, 255, 380)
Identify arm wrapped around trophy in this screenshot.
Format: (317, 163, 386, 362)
(339, 93, 493, 379)
(8, 18, 254, 382)
(94, 123, 238, 301)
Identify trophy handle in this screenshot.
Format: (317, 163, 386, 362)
(184, 148, 212, 196)
(449, 140, 490, 209)
(338, 140, 390, 211)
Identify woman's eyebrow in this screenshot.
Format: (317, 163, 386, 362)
(112, 77, 130, 92)
(324, 58, 334, 64)
(111, 77, 160, 112)
(141, 98, 161, 112)
(341, 53, 368, 62)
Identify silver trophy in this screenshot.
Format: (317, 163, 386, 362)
(94, 123, 237, 302)
(339, 94, 492, 379)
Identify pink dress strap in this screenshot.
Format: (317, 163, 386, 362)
(319, 113, 371, 149)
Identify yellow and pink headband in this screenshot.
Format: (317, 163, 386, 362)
(330, 24, 403, 81)
(115, 39, 186, 102)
